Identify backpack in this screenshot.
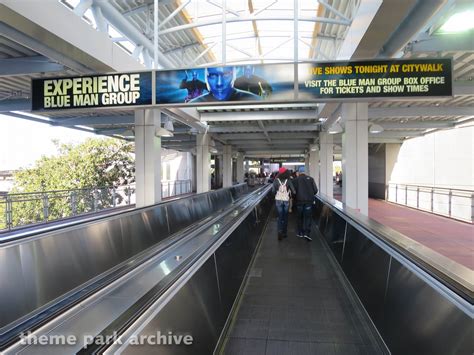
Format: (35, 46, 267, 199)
(275, 179, 290, 201)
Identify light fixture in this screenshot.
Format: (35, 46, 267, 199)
(318, 117, 327, 122)
(164, 119, 174, 132)
(310, 144, 319, 152)
(155, 127, 173, 137)
(369, 124, 384, 134)
(209, 147, 218, 154)
(328, 122, 343, 134)
(439, 10, 474, 33)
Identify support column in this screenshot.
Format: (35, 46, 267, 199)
(309, 144, 320, 188)
(304, 154, 310, 174)
(320, 132, 333, 198)
(215, 155, 222, 188)
(245, 160, 249, 173)
(236, 153, 244, 183)
(196, 133, 211, 193)
(341, 102, 368, 215)
(135, 109, 162, 207)
(223, 145, 233, 187)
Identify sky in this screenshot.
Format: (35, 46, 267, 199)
(0, 114, 99, 171)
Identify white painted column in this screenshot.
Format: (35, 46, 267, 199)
(304, 154, 310, 174)
(134, 108, 162, 207)
(223, 145, 233, 187)
(196, 133, 211, 193)
(236, 153, 244, 183)
(309, 144, 320, 188)
(245, 160, 249, 173)
(341, 102, 369, 215)
(320, 132, 333, 198)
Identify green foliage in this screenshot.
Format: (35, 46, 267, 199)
(7, 138, 135, 228)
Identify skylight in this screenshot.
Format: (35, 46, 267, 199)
(184, 0, 325, 63)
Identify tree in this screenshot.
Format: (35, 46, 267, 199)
(5, 138, 135, 228)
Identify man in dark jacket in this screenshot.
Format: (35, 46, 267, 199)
(293, 169, 318, 241)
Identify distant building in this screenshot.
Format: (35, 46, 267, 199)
(0, 170, 15, 194)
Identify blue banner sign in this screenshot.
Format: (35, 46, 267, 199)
(156, 63, 294, 105)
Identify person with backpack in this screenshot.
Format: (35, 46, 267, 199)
(293, 168, 318, 241)
(272, 167, 295, 241)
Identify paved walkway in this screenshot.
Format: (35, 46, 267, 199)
(333, 187, 473, 270)
(368, 199, 474, 270)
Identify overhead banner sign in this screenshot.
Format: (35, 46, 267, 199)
(156, 63, 294, 105)
(269, 157, 305, 164)
(31, 72, 152, 110)
(30, 59, 452, 111)
(298, 58, 452, 100)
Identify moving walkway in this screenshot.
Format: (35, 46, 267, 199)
(0, 185, 471, 354)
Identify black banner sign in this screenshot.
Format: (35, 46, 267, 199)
(30, 59, 452, 111)
(269, 157, 305, 163)
(31, 72, 152, 110)
(298, 58, 452, 99)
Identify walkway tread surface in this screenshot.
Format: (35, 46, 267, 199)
(223, 211, 387, 355)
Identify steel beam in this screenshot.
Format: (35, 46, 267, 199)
(200, 109, 318, 122)
(0, 2, 141, 72)
(158, 15, 350, 36)
(377, 0, 446, 57)
(408, 31, 474, 53)
(453, 81, 474, 96)
(52, 115, 134, 126)
(231, 138, 309, 145)
(332, 136, 404, 144)
(378, 121, 455, 129)
(368, 130, 424, 138)
(209, 124, 319, 133)
(197, 103, 318, 111)
(0, 21, 93, 74)
(92, 0, 175, 68)
(369, 106, 473, 118)
(0, 55, 65, 76)
(216, 132, 317, 140)
(0, 99, 31, 112)
(318, 0, 351, 22)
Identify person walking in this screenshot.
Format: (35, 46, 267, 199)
(293, 168, 318, 241)
(272, 167, 295, 241)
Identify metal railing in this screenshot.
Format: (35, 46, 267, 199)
(0, 185, 134, 232)
(0, 180, 192, 231)
(161, 179, 192, 199)
(387, 183, 474, 223)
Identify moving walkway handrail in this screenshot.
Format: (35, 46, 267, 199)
(316, 194, 473, 305)
(82, 185, 272, 354)
(0, 184, 267, 351)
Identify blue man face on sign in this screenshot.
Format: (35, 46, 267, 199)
(206, 67, 235, 101)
